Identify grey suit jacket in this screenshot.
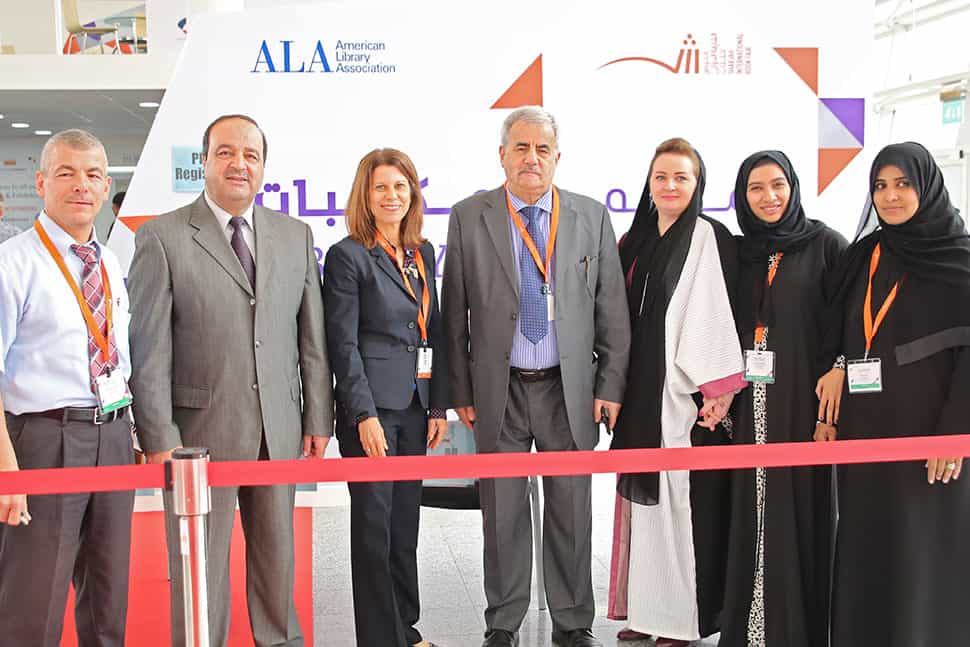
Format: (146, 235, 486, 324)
(442, 186, 630, 452)
(128, 195, 333, 461)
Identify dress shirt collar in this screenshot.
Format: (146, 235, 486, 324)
(37, 211, 100, 258)
(506, 186, 553, 215)
(204, 190, 255, 233)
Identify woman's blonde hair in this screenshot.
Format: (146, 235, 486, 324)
(649, 137, 701, 179)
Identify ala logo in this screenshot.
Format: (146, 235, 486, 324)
(600, 33, 751, 76)
(251, 39, 397, 74)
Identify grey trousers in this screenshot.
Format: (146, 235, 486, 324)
(163, 468, 302, 647)
(480, 374, 595, 634)
(0, 413, 134, 647)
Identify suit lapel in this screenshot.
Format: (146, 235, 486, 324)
(554, 189, 575, 291)
(189, 196, 254, 296)
(253, 206, 277, 299)
(369, 245, 411, 299)
(482, 188, 518, 297)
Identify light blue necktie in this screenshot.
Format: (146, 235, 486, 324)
(518, 205, 548, 343)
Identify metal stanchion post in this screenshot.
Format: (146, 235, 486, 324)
(166, 448, 212, 647)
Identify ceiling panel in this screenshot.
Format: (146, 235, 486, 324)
(0, 89, 164, 137)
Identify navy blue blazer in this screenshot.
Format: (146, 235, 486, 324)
(323, 236, 448, 437)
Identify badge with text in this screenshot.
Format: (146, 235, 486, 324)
(847, 358, 883, 394)
(95, 371, 133, 413)
(744, 350, 776, 383)
(416, 346, 433, 379)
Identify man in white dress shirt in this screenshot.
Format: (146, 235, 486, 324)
(0, 129, 134, 647)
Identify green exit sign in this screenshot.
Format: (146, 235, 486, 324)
(943, 97, 964, 124)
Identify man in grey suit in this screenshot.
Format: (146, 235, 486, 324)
(442, 106, 631, 647)
(128, 114, 332, 647)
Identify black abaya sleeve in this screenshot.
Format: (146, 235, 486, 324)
(932, 346, 970, 437)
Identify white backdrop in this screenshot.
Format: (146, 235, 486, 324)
(108, 0, 875, 276)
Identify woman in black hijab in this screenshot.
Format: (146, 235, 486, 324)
(607, 138, 744, 647)
(719, 151, 847, 647)
(827, 142, 970, 646)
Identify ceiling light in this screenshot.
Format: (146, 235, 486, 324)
(139, 101, 160, 108)
(0, 114, 4, 119)
(34, 130, 52, 136)
(11, 123, 29, 128)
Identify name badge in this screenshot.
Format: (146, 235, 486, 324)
(744, 350, 775, 384)
(847, 358, 882, 394)
(416, 346, 433, 379)
(542, 284, 554, 321)
(95, 370, 133, 413)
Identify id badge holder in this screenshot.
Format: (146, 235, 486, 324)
(416, 345, 433, 379)
(744, 350, 776, 384)
(847, 358, 882, 394)
(542, 284, 554, 321)
(95, 370, 133, 414)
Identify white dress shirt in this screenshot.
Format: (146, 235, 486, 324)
(204, 191, 256, 261)
(0, 212, 132, 414)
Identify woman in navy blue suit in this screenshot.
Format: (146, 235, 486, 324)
(323, 148, 448, 647)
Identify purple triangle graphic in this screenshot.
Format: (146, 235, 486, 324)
(820, 98, 864, 146)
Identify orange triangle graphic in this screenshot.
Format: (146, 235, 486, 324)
(774, 47, 818, 96)
(818, 148, 862, 195)
(491, 55, 543, 109)
(118, 215, 157, 233)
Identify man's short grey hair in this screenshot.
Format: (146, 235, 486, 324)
(500, 106, 559, 150)
(40, 129, 107, 175)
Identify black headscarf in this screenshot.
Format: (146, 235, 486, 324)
(863, 142, 970, 284)
(821, 142, 970, 365)
(615, 145, 712, 505)
(735, 150, 826, 335)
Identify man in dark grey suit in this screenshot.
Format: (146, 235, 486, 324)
(442, 106, 631, 647)
(128, 114, 333, 647)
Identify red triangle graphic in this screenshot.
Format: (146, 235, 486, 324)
(491, 55, 543, 109)
(774, 47, 818, 95)
(818, 148, 862, 195)
(118, 215, 157, 233)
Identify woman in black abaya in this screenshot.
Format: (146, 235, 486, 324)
(827, 142, 970, 646)
(719, 151, 846, 647)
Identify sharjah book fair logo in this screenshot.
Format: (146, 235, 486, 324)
(599, 33, 751, 76)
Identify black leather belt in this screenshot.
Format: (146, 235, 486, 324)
(29, 405, 130, 426)
(510, 365, 561, 383)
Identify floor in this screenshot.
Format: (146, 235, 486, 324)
(312, 474, 720, 647)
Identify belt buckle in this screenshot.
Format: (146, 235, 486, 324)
(92, 407, 104, 425)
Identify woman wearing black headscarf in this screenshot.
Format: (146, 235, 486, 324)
(607, 137, 744, 647)
(827, 142, 970, 645)
(719, 151, 847, 647)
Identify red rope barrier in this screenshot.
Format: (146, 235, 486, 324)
(1, 434, 969, 496)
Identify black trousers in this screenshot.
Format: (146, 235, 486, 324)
(0, 413, 134, 647)
(341, 395, 428, 647)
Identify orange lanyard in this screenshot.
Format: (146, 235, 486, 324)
(754, 252, 783, 345)
(34, 220, 113, 363)
(376, 231, 430, 344)
(505, 184, 560, 285)
(863, 243, 901, 358)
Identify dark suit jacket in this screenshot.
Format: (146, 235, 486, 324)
(323, 236, 448, 440)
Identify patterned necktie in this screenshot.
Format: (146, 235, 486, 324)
(518, 205, 549, 343)
(71, 243, 119, 392)
(229, 216, 256, 288)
